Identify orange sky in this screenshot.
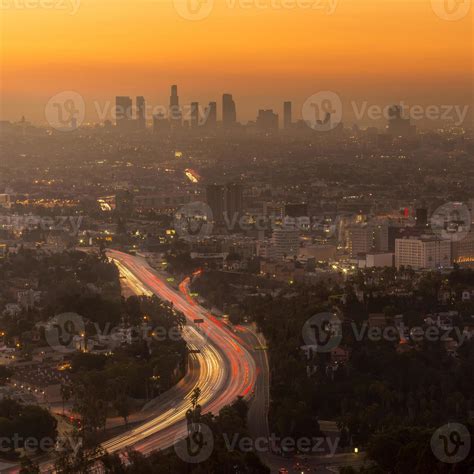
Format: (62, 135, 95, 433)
(0, 0, 472, 126)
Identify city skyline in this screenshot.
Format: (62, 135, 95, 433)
(0, 1, 473, 473)
(5, 84, 473, 131)
(1, 1, 472, 126)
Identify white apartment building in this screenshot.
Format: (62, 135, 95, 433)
(272, 226, 300, 260)
(395, 236, 451, 269)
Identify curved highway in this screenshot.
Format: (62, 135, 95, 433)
(3, 250, 258, 473)
(104, 250, 257, 455)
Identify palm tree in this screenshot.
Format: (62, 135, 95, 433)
(60, 383, 72, 415)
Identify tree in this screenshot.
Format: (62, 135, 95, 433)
(60, 383, 72, 415)
(113, 394, 131, 427)
(72, 372, 108, 435)
(0, 399, 57, 455)
(0, 366, 12, 385)
(16, 405, 58, 453)
(19, 456, 40, 474)
(100, 448, 154, 473)
(54, 432, 104, 474)
(191, 386, 201, 410)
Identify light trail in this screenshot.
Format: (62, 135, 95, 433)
(5, 250, 257, 473)
(103, 250, 257, 455)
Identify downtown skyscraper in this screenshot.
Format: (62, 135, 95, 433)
(205, 101, 217, 128)
(169, 85, 182, 127)
(190, 102, 199, 128)
(136, 96, 146, 130)
(283, 101, 292, 129)
(115, 96, 133, 130)
(222, 93, 236, 128)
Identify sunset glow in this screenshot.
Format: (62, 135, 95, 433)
(1, 0, 472, 124)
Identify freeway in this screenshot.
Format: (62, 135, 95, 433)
(103, 250, 257, 455)
(4, 250, 258, 473)
(104, 253, 367, 472)
(3, 250, 361, 473)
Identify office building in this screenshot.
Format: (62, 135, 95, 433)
(153, 113, 170, 133)
(115, 96, 133, 130)
(395, 236, 451, 269)
(190, 102, 199, 128)
(285, 203, 308, 218)
(373, 223, 389, 252)
(205, 101, 217, 128)
(206, 183, 244, 230)
(222, 94, 236, 128)
(348, 224, 373, 257)
(225, 183, 243, 224)
(206, 184, 226, 227)
(415, 208, 428, 228)
(387, 105, 416, 137)
(136, 96, 146, 130)
(256, 109, 278, 131)
(283, 101, 292, 129)
(169, 85, 181, 127)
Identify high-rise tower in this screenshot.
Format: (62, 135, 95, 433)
(169, 85, 182, 127)
(136, 96, 146, 130)
(283, 101, 292, 129)
(222, 93, 236, 128)
(190, 102, 199, 128)
(205, 101, 217, 128)
(115, 96, 133, 130)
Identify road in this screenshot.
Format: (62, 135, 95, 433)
(1, 251, 258, 474)
(102, 250, 257, 455)
(2, 250, 363, 473)
(96, 254, 367, 472)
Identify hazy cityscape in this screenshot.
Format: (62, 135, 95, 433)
(1, 1, 473, 473)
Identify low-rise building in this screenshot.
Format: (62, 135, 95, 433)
(365, 252, 394, 268)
